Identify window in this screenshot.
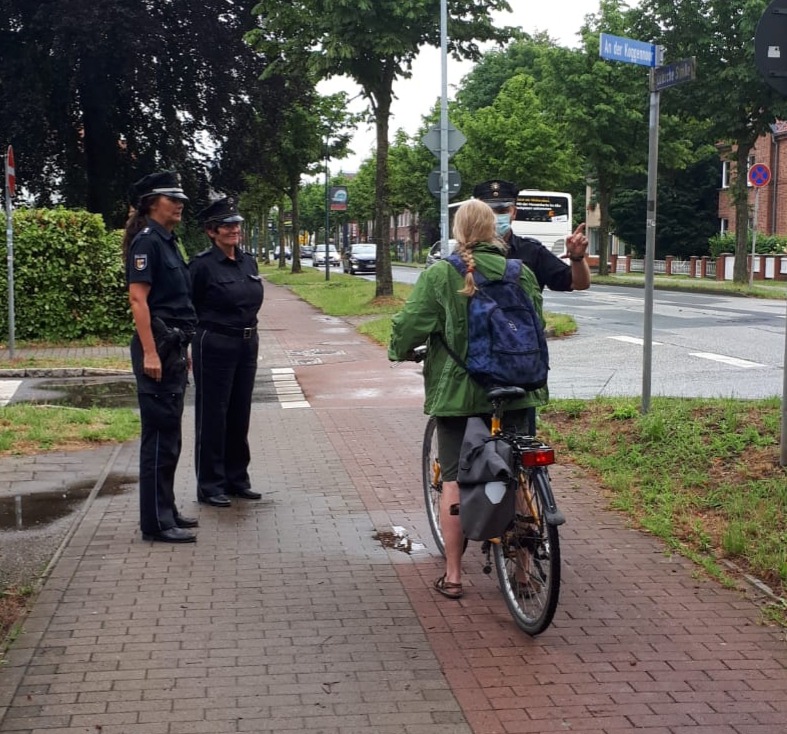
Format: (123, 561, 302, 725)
(720, 218, 729, 235)
(721, 161, 730, 189)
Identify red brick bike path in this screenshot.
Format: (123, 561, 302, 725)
(276, 284, 787, 734)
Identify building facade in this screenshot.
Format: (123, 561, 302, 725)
(717, 122, 787, 235)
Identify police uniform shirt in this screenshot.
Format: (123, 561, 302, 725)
(506, 232, 573, 292)
(127, 220, 197, 327)
(189, 245, 264, 327)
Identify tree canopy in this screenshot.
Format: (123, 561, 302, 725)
(0, 0, 276, 225)
(248, 0, 515, 296)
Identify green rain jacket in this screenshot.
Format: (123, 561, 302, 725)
(388, 244, 549, 417)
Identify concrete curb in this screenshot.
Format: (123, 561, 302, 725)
(0, 368, 132, 378)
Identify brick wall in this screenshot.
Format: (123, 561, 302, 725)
(718, 129, 787, 236)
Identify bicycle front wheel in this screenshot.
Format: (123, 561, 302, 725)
(421, 415, 445, 556)
(493, 468, 561, 635)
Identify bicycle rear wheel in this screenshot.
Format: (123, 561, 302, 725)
(493, 468, 561, 635)
(422, 416, 445, 556)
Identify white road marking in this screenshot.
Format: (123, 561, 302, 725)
(607, 335, 663, 346)
(270, 367, 311, 408)
(689, 353, 765, 369)
(0, 380, 22, 407)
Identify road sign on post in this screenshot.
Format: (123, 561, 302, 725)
(748, 163, 771, 188)
(747, 164, 771, 288)
(421, 122, 466, 159)
(4, 145, 15, 357)
(5, 146, 14, 198)
(428, 167, 461, 198)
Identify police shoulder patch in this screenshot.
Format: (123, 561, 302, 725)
(134, 254, 148, 271)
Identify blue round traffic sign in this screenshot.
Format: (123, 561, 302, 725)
(748, 163, 771, 187)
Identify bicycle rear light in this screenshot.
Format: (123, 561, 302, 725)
(521, 447, 555, 467)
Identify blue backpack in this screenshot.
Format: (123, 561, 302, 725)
(443, 254, 549, 391)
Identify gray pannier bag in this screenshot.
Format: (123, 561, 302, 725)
(457, 417, 516, 541)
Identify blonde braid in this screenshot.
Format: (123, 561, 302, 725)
(456, 243, 478, 296)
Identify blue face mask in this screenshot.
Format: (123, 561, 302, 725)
(495, 213, 511, 237)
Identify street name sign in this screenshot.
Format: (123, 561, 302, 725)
(599, 32, 658, 67)
(651, 57, 697, 92)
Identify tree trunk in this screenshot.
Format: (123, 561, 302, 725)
(289, 175, 302, 274)
(373, 80, 394, 298)
(597, 187, 613, 276)
(277, 204, 286, 269)
(732, 143, 753, 284)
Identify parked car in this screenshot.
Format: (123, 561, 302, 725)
(300, 243, 314, 258)
(342, 243, 377, 274)
(312, 244, 341, 267)
(273, 246, 292, 261)
(425, 239, 457, 268)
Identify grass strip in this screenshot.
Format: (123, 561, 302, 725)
(540, 397, 787, 614)
(0, 404, 139, 455)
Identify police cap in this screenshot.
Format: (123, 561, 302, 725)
(130, 171, 189, 206)
(472, 179, 518, 209)
(198, 196, 244, 225)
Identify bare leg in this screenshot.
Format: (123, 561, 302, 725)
(440, 480, 464, 584)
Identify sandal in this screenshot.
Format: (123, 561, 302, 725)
(433, 574, 463, 599)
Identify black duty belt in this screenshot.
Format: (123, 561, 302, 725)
(200, 322, 257, 339)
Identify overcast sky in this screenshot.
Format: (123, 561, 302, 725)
(321, 1, 608, 172)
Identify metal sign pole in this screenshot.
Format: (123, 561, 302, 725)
(750, 187, 760, 288)
(4, 149, 14, 358)
(642, 59, 662, 414)
(439, 0, 449, 256)
(324, 140, 330, 282)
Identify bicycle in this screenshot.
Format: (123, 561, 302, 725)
(421, 381, 565, 636)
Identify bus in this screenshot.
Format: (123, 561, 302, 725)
(511, 190, 573, 256)
(446, 189, 573, 256)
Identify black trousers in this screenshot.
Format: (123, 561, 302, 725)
(131, 334, 189, 535)
(192, 327, 258, 498)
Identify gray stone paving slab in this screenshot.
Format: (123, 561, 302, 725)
(0, 394, 469, 733)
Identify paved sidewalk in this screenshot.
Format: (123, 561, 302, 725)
(0, 282, 786, 733)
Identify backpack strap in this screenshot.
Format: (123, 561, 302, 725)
(503, 259, 523, 284)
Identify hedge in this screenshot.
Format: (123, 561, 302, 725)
(0, 208, 132, 342)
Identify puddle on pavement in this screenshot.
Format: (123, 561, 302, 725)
(373, 525, 426, 554)
(25, 378, 138, 409)
(0, 474, 136, 531)
(22, 375, 283, 408)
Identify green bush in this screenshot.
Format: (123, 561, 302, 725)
(0, 208, 132, 341)
(708, 232, 787, 258)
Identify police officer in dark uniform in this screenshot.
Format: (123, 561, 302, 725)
(472, 180, 591, 292)
(123, 171, 198, 543)
(190, 196, 264, 507)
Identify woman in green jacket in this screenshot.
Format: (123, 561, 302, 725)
(388, 198, 548, 600)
